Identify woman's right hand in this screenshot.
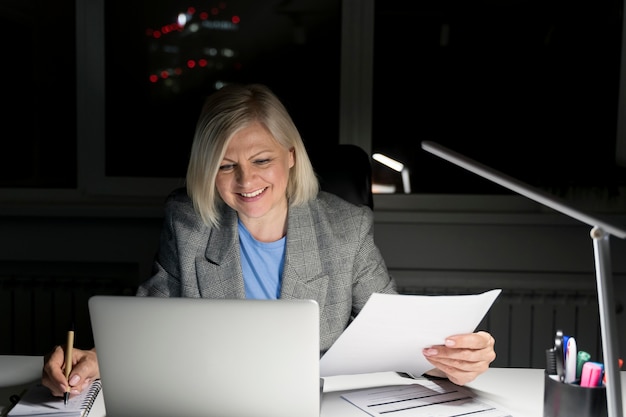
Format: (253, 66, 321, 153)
(41, 346, 100, 398)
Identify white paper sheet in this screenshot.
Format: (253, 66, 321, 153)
(341, 378, 512, 417)
(319, 289, 501, 377)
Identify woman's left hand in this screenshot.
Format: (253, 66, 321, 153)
(422, 331, 496, 386)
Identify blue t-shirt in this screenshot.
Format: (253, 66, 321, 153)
(238, 219, 285, 299)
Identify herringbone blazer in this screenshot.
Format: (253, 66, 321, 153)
(137, 189, 397, 353)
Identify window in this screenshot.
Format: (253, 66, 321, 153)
(1, 0, 341, 197)
(370, 1, 626, 195)
(3, 0, 625, 206)
(87, 0, 341, 196)
(103, 0, 340, 180)
(1, 1, 76, 189)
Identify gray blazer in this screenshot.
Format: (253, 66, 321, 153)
(137, 189, 397, 353)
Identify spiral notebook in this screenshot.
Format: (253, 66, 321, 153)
(8, 379, 102, 417)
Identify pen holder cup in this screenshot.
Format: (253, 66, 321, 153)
(543, 372, 607, 417)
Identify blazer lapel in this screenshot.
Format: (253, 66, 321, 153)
(281, 203, 329, 305)
(197, 205, 246, 298)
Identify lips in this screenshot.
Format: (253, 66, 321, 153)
(240, 187, 266, 198)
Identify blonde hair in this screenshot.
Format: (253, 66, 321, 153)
(185, 83, 319, 228)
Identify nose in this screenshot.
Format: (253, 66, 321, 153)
(235, 163, 254, 185)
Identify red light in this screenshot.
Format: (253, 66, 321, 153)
(198, 59, 208, 67)
(232, 15, 240, 24)
(161, 23, 182, 34)
(153, 30, 162, 39)
(200, 11, 209, 20)
(187, 7, 196, 14)
(187, 60, 196, 68)
(160, 70, 169, 79)
(149, 74, 159, 83)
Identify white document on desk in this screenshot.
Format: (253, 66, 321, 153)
(341, 378, 512, 417)
(319, 289, 501, 377)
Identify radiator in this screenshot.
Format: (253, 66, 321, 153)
(0, 261, 138, 355)
(398, 287, 602, 368)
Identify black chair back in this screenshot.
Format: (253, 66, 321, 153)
(312, 144, 374, 210)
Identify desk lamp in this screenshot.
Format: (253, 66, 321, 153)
(372, 153, 411, 194)
(421, 140, 624, 417)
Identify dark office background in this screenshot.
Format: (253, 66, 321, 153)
(1, 1, 625, 365)
(3, 0, 625, 193)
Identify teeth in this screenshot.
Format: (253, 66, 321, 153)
(241, 188, 264, 198)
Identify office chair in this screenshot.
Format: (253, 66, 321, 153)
(312, 144, 374, 210)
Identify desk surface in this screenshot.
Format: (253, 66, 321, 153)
(2, 356, 625, 417)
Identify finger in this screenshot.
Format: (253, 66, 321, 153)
(445, 331, 494, 349)
(426, 355, 490, 386)
(427, 354, 491, 372)
(64, 348, 100, 393)
(425, 357, 482, 386)
(41, 346, 69, 394)
(42, 346, 92, 397)
(424, 343, 494, 364)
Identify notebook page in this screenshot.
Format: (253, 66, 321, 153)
(8, 380, 102, 417)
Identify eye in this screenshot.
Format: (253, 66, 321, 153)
(219, 163, 236, 172)
(254, 158, 271, 165)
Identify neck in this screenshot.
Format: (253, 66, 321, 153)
(239, 206, 288, 243)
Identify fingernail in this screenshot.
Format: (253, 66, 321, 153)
(69, 375, 80, 385)
(423, 348, 438, 356)
(445, 339, 455, 347)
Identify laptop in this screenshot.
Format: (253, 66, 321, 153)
(88, 296, 321, 417)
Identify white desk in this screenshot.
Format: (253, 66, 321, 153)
(2, 356, 625, 417)
(0, 355, 44, 416)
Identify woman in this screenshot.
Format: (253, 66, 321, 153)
(42, 83, 496, 398)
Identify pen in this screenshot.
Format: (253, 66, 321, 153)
(64, 327, 75, 406)
(564, 336, 577, 383)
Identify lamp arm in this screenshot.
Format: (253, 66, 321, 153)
(421, 140, 625, 417)
(592, 227, 623, 417)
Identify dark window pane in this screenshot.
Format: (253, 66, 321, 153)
(104, 0, 340, 178)
(372, 1, 625, 194)
(1, 2, 77, 188)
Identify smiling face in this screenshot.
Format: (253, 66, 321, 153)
(215, 121, 295, 237)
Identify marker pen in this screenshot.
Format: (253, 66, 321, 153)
(580, 361, 604, 388)
(576, 350, 591, 380)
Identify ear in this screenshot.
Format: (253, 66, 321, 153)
(288, 147, 295, 168)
